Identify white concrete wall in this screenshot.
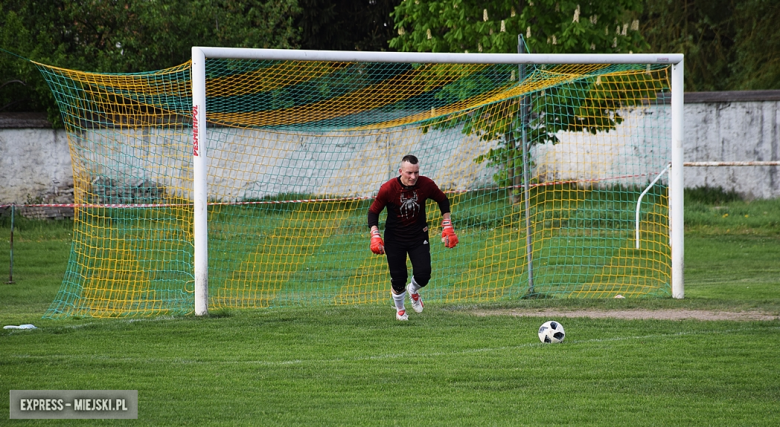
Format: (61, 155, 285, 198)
(0, 128, 72, 203)
(536, 106, 671, 187)
(204, 126, 497, 201)
(1, 96, 779, 204)
(684, 101, 779, 199)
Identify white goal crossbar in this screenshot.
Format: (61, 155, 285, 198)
(191, 48, 686, 315)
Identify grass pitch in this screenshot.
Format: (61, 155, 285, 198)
(1, 191, 779, 425)
(3, 307, 779, 426)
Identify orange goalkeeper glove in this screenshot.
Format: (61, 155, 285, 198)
(370, 229, 385, 255)
(441, 219, 458, 248)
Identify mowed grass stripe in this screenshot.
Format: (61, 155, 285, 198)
(66, 211, 192, 317)
(577, 200, 671, 297)
(216, 202, 353, 308)
(7, 324, 774, 368)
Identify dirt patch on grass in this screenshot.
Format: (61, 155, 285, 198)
(473, 309, 779, 322)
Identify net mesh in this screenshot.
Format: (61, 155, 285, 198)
(38, 56, 673, 318)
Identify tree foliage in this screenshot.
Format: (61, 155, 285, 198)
(389, 0, 654, 200)
(390, 1, 780, 196)
(390, 0, 648, 54)
(641, 0, 780, 91)
(0, 0, 301, 123)
(297, 0, 400, 51)
(3, 0, 778, 129)
(1, 0, 410, 122)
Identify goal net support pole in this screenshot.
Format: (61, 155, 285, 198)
(190, 48, 686, 315)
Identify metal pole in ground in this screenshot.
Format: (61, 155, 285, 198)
(518, 35, 534, 295)
(7, 204, 15, 284)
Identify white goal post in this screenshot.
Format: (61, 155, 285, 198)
(191, 48, 685, 315)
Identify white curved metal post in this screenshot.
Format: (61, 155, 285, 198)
(192, 47, 209, 316)
(636, 165, 670, 249)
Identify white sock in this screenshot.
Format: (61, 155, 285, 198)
(392, 291, 406, 311)
(408, 277, 420, 294)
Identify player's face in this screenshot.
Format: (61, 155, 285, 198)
(399, 161, 420, 186)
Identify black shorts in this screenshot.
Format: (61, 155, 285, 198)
(383, 229, 431, 294)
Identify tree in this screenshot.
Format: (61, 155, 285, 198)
(0, 0, 301, 124)
(640, 0, 780, 91)
(297, 0, 402, 51)
(640, 0, 733, 92)
(388, 0, 656, 202)
(0, 1, 69, 115)
(730, 0, 780, 90)
(1, 0, 410, 123)
(390, 0, 647, 54)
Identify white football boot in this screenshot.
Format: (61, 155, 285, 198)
(407, 284, 424, 313)
(396, 309, 409, 321)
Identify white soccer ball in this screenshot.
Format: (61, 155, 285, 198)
(538, 320, 565, 343)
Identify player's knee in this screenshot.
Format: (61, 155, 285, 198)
(413, 273, 431, 288)
(391, 280, 407, 294)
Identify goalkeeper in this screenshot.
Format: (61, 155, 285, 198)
(367, 154, 458, 321)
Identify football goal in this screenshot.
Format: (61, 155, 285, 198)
(40, 48, 684, 318)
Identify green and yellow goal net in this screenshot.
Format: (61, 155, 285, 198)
(39, 52, 674, 318)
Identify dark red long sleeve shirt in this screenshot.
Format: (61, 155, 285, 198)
(367, 175, 450, 240)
